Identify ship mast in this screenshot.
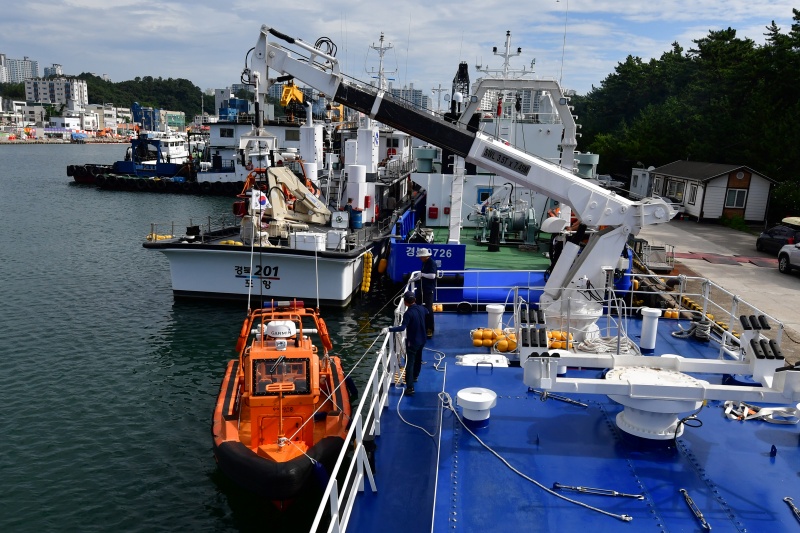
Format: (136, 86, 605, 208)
(475, 30, 535, 80)
(368, 32, 395, 91)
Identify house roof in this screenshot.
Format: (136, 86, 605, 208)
(650, 160, 776, 183)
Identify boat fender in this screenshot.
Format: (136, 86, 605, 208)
(345, 375, 359, 401)
(377, 257, 388, 273)
(318, 318, 333, 352)
(312, 459, 330, 489)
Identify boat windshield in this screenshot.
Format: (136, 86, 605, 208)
(252, 358, 310, 396)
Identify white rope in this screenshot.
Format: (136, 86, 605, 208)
(672, 319, 712, 341)
(576, 336, 641, 355)
(440, 392, 632, 522)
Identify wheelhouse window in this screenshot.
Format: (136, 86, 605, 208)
(220, 128, 234, 138)
(688, 184, 698, 205)
(725, 189, 747, 209)
(285, 130, 300, 142)
(252, 358, 310, 396)
(653, 177, 662, 195)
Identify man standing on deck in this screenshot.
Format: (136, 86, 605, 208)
(411, 248, 437, 338)
(382, 291, 428, 396)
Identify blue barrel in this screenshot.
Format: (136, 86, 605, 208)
(351, 210, 363, 229)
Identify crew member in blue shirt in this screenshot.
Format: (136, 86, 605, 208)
(413, 248, 437, 338)
(383, 291, 428, 396)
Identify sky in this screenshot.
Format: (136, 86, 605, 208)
(2, 1, 798, 104)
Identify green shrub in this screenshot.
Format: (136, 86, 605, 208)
(719, 215, 750, 232)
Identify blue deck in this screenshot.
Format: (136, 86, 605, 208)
(347, 310, 800, 532)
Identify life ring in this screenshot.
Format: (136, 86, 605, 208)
(318, 317, 333, 353)
(245, 161, 254, 171)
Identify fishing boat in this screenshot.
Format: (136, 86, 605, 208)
(212, 300, 353, 502)
(242, 23, 800, 532)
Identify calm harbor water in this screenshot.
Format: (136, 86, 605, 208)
(0, 144, 396, 532)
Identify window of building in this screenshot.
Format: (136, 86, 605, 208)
(666, 180, 685, 201)
(725, 189, 747, 208)
(688, 184, 698, 205)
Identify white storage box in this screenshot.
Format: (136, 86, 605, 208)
(290, 232, 325, 251)
(326, 230, 347, 251)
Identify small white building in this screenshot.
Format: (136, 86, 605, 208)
(645, 161, 775, 223)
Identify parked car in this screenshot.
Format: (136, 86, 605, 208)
(643, 195, 684, 218)
(591, 174, 625, 189)
(778, 243, 800, 274)
(756, 219, 800, 255)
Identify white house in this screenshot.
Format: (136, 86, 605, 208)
(646, 161, 775, 223)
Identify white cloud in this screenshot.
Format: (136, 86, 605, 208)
(2, 1, 797, 95)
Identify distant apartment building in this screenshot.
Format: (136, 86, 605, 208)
(1, 55, 40, 83)
(388, 83, 430, 111)
(25, 78, 89, 106)
(44, 64, 64, 77)
(85, 103, 117, 130)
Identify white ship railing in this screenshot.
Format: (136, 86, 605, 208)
(310, 330, 396, 532)
(425, 269, 786, 358)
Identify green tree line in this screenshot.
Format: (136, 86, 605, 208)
(573, 8, 800, 217)
(75, 73, 215, 119)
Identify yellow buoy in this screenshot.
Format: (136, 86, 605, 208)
(496, 339, 509, 352)
(482, 338, 493, 347)
(377, 258, 388, 273)
(473, 338, 483, 347)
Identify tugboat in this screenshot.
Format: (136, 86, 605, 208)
(211, 301, 353, 502)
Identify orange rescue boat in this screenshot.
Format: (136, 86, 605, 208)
(212, 301, 353, 501)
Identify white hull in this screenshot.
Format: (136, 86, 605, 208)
(160, 247, 365, 307)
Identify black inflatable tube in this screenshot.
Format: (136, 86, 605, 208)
(213, 436, 344, 501)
